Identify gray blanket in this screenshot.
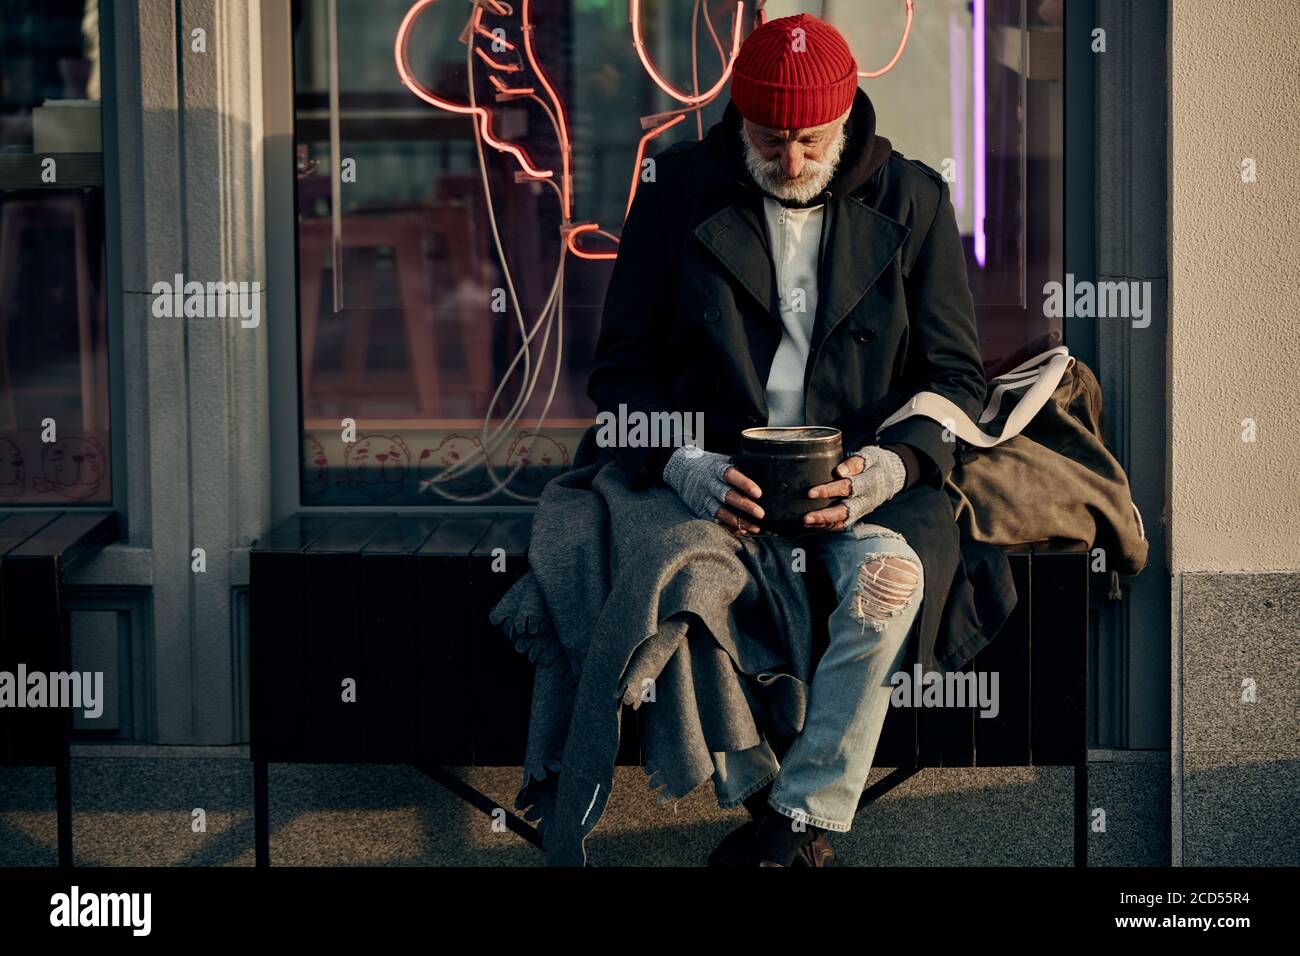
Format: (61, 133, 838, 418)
(488, 427, 812, 866)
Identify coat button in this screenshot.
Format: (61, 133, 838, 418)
(702, 306, 721, 323)
(746, 414, 762, 425)
(853, 328, 876, 344)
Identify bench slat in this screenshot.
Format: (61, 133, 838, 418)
(0, 513, 63, 557)
(304, 515, 397, 760)
(362, 515, 443, 555)
(417, 516, 494, 765)
(470, 516, 535, 766)
(253, 513, 341, 552)
(249, 515, 340, 761)
(469, 514, 533, 558)
(1030, 550, 1089, 765)
(924, 659, 977, 767)
(305, 514, 394, 554)
(973, 553, 1033, 765)
(7, 511, 118, 566)
(360, 517, 445, 760)
(418, 516, 495, 557)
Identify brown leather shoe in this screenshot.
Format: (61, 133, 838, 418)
(707, 819, 835, 867)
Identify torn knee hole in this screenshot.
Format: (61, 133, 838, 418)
(850, 554, 921, 623)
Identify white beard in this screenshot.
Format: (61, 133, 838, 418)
(740, 122, 848, 204)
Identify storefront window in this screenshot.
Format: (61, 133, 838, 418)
(292, 0, 1063, 506)
(0, 0, 109, 505)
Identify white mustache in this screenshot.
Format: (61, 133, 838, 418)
(741, 124, 847, 203)
(756, 157, 833, 184)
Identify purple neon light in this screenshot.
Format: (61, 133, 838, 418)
(948, 12, 966, 217)
(973, 0, 986, 266)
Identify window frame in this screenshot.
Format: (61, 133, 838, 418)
(0, 0, 123, 518)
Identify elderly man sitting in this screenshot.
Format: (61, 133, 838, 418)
(587, 13, 989, 866)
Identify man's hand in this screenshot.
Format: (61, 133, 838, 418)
(802, 445, 907, 532)
(662, 446, 766, 534)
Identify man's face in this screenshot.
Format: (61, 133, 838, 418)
(740, 111, 849, 203)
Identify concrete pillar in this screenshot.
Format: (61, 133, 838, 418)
(1169, 0, 1300, 865)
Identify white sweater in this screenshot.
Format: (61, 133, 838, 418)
(760, 196, 826, 427)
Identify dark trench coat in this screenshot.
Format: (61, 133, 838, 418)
(587, 91, 1016, 675)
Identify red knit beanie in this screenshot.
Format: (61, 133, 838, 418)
(730, 13, 858, 130)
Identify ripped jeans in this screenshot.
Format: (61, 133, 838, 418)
(709, 523, 924, 832)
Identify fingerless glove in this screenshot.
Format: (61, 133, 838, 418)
(662, 446, 735, 521)
(840, 445, 907, 525)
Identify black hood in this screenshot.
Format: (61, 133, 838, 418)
(707, 86, 894, 208)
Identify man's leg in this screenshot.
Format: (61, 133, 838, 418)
(763, 524, 923, 839)
(710, 738, 780, 812)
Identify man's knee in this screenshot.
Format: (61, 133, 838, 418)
(850, 553, 921, 628)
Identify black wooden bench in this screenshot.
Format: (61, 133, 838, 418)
(249, 512, 1088, 866)
(0, 510, 121, 867)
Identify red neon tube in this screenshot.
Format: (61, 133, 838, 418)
(630, 0, 744, 107)
(394, 0, 553, 180)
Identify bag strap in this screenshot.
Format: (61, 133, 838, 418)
(875, 346, 1075, 449)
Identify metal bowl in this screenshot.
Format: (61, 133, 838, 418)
(735, 426, 843, 537)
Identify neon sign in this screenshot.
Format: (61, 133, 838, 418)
(391, 0, 915, 501)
